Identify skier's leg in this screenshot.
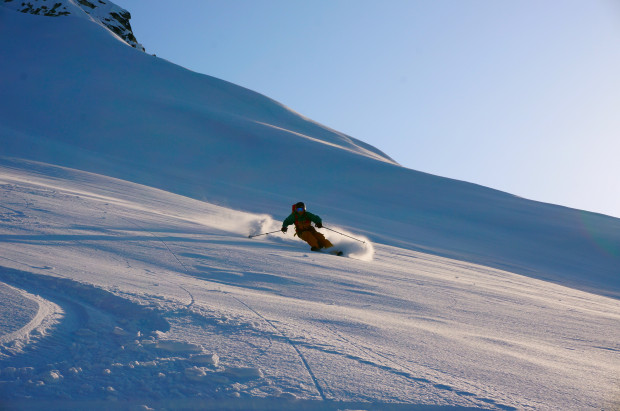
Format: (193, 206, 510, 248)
(314, 231, 334, 249)
(300, 231, 319, 248)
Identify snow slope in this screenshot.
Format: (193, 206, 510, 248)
(0, 5, 620, 410)
(1, 6, 618, 300)
(0, 158, 619, 410)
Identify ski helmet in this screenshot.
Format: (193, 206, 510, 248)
(294, 202, 306, 213)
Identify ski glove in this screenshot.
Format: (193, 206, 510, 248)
(315, 222, 322, 228)
(281, 227, 288, 233)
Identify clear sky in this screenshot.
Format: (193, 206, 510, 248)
(116, 0, 620, 218)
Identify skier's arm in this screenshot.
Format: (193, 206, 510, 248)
(308, 212, 322, 227)
(281, 213, 295, 228)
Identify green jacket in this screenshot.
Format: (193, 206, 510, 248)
(282, 211, 322, 231)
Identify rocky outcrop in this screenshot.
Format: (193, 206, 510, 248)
(2, 0, 144, 51)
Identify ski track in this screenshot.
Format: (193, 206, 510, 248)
(0, 282, 62, 359)
(0, 265, 284, 407)
(166, 243, 517, 409)
(0, 267, 176, 404)
(319, 323, 518, 411)
(94, 202, 196, 309)
(229, 294, 328, 401)
(153, 230, 329, 402)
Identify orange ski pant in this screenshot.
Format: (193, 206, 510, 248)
(298, 228, 333, 249)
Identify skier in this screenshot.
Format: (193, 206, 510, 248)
(281, 202, 334, 251)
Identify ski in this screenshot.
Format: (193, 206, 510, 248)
(311, 248, 344, 257)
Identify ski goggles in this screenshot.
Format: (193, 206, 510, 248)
(296, 207, 305, 212)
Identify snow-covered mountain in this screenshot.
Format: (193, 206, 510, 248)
(2, 0, 144, 50)
(0, 5, 619, 410)
(1, 5, 618, 298)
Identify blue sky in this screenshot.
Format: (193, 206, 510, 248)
(117, 0, 620, 218)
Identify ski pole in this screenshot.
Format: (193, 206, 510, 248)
(322, 226, 366, 244)
(248, 230, 282, 239)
